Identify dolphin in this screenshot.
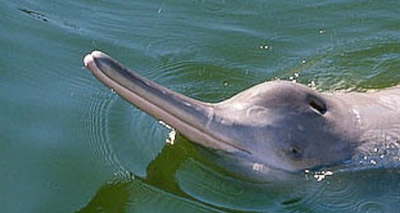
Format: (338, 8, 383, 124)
(83, 50, 400, 179)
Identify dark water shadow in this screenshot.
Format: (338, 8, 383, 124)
(18, 8, 48, 22)
(77, 137, 223, 212)
(78, 131, 400, 212)
(77, 136, 312, 212)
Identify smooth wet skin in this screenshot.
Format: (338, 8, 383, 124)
(84, 51, 400, 178)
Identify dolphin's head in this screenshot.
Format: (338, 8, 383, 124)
(84, 51, 359, 179)
(211, 81, 359, 176)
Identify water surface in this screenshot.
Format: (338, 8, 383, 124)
(1, 0, 400, 212)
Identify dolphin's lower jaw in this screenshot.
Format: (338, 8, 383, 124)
(84, 51, 250, 156)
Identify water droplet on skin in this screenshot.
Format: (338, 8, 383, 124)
(289, 72, 299, 82)
(159, 120, 172, 130)
(252, 163, 268, 172)
(313, 170, 333, 181)
(308, 80, 316, 89)
(166, 129, 176, 145)
(159, 120, 177, 145)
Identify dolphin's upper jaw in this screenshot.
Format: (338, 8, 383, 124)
(83, 51, 251, 156)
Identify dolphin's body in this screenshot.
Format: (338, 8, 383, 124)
(83, 51, 400, 179)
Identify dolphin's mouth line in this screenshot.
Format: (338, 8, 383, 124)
(84, 51, 251, 155)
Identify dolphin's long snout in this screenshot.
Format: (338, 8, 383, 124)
(83, 51, 248, 154)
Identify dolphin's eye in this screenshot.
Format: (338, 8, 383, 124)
(291, 148, 298, 154)
(289, 147, 302, 158)
(308, 97, 327, 115)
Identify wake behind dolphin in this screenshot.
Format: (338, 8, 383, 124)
(83, 50, 400, 179)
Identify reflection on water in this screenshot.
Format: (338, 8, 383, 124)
(2, 0, 400, 212)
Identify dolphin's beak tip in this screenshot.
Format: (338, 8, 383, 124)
(83, 53, 94, 68)
(83, 50, 107, 67)
(91, 50, 103, 57)
(90, 50, 108, 59)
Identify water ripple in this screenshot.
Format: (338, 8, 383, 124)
(354, 200, 386, 213)
(298, 39, 400, 91)
(282, 170, 358, 212)
(86, 89, 131, 180)
(153, 60, 258, 103)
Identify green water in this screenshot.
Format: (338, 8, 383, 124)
(1, 0, 400, 212)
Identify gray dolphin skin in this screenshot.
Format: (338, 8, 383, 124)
(83, 50, 400, 179)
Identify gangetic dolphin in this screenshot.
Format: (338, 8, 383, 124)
(83, 51, 400, 179)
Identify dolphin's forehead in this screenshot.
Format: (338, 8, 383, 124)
(212, 88, 326, 129)
(220, 80, 320, 107)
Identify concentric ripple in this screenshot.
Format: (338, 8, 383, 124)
(86, 88, 132, 180)
(302, 175, 357, 212)
(354, 200, 386, 213)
